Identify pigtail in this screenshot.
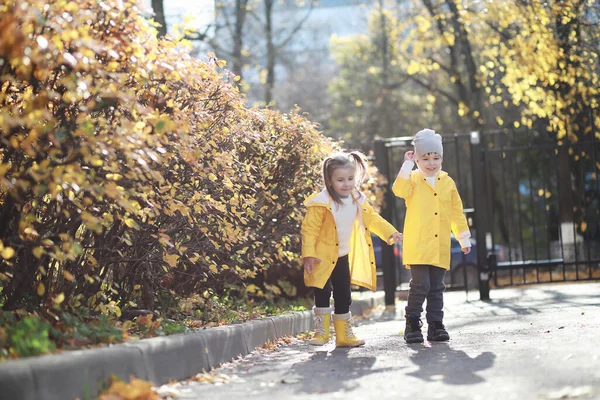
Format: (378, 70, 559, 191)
(348, 151, 368, 187)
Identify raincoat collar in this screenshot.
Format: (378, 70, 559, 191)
(415, 170, 449, 179)
(304, 189, 367, 207)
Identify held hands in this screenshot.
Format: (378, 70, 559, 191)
(404, 151, 415, 162)
(388, 232, 403, 245)
(462, 247, 471, 255)
(303, 257, 321, 274)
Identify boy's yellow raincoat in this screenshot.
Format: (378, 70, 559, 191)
(393, 170, 469, 270)
(301, 190, 398, 291)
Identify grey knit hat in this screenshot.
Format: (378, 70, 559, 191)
(413, 128, 443, 159)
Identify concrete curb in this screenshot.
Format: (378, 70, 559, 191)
(351, 291, 387, 315)
(0, 292, 384, 400)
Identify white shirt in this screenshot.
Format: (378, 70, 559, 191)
(332, 196, 357, 257)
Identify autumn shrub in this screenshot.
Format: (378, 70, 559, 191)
(0, 0, 384, 321)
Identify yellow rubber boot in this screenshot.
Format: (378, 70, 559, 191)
(309, 306, 332, 346)
(333, 312, 365, 347)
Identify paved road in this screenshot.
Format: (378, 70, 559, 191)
(158, 283, 600, 400)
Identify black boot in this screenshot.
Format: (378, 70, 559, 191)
(404, 314, 424, 343)
(427, 321, 450, 341)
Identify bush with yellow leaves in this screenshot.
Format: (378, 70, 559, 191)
(0, 0, 384, 318)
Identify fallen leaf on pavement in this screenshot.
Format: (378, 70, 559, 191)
(97, 376, 158, 400)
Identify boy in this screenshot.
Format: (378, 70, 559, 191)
(393, 129, 471, 343)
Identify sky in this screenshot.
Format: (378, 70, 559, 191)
(140, 0, 215, 33)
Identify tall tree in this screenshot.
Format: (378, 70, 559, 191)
(151, 0, 167, 37)
(473, 0, 599, 141)
(257, 0, 316, 104)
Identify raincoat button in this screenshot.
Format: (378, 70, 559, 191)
(438, 178, 441, 180)
(332, 261, 335, 264)
(434, 193, 437, 196)
(435, 234, 438, 237)
(336, 243, 339, 246)
(435, 212, 438, 215)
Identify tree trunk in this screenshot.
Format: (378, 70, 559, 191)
(378, 0, 392, 137)
(232, 0, 249, 82)
(152, 0, 167, 38)
(554, 2, 581, 233)
(264, 0, 275, 105)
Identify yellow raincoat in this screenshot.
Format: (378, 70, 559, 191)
(393, 171, 469, 270)
(301, 190, 398, 291)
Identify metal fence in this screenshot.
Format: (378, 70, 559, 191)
(374, 125, 600, 303)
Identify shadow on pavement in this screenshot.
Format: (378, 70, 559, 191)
(353, 307, 399, 326)
(288, 347, 397, 394)
(479, 288, 600, 315)
(407, 343, 495, 385)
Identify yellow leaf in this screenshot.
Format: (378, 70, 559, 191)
(32, 247, 44, 259)
(1, 247, 15, 259)
(124, 218, 138, 229)
(37, 283, 45, 296)
(245, 284, 259, 293)
(209, 264, 218, 274)
(54, 293, 65, 304)
(163, 254, 179, 268)
(98, 377, 157, 400)
(406, 60, 420, 75)
(63, 270, 75, 281)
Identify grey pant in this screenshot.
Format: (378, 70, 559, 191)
(405, 264, 446, 323)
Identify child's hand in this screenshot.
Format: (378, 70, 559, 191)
(388, 232, 403, 245)
(303, 257, 321, 274)
(462, 247, 471, 254)
(404, 151, 415, 162)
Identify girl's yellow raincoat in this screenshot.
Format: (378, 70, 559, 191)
(393, 170, 469, 270)
(301, 190, 398, 291)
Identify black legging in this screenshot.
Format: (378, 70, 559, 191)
(314, 255, 352, 314)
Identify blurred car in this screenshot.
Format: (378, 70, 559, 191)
(450, 236, 506, 268)
(374, 234, 507, 290)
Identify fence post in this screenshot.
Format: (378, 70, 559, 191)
(373, 139, 397, 307)
(469, 131, 491, 300)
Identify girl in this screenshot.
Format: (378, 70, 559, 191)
(301, 151, 402, 347)
(392, 129, 471, 343)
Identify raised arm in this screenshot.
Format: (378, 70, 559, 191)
(392, 151, 416, 200)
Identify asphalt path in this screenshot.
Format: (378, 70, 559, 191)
(158, 283, 600, 400)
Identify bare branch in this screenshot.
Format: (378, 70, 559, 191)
(275, 0, 316, 51)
